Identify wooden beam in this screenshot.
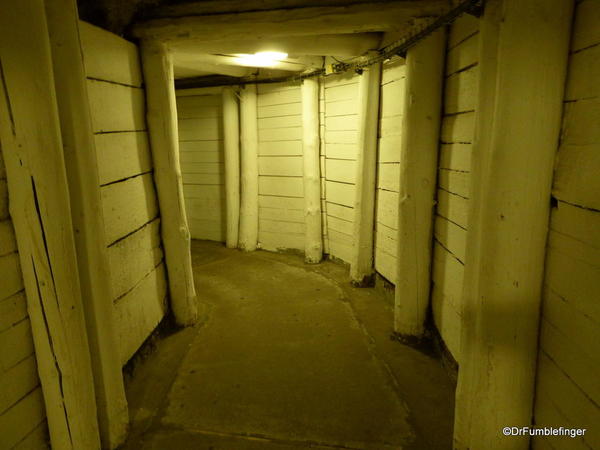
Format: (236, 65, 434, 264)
(222, 87, 241, 249)
(0, 1, 101, 448)
(132, 2, 447, 44)
(173, 58, 254, 78)
(351, 61, 382, 285)
(238, 84, 259, 251)
(173, 52, 322, 73)
(394, 29, 446, 337)
(140, 40, 198, 326)
(301, 78, 323, 263)
(169, 33, 382, 58)
(147, 0, 447, 18)
(44, 0, 128, 447)
(454, 1, 574, 448)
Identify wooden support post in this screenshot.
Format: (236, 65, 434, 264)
(222, 87, 240, 248)
(351, 62, 382, 285)
(238, 84, 259, 251)
(44, 0, 128, 447)
(141, 40, 198, 326)
(394, 29, 446, 336)
(454, 1, 574, 448)
(0, 1, 101, 448)
(302, 78, 323, 263)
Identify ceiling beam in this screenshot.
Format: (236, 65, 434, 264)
(145, 0, 446, 19)
(172, 56, 255, 78)
(169, 33, 382, 57)
(132, 1, 448, 44)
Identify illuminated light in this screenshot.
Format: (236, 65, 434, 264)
(234, 51, 288, 67)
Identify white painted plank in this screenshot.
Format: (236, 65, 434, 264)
(377, 164, 400, 192)
(444, 66, 478, 114)
(258, 231, 304, 251)
(180, 150, 223, 164)
(258, 126, 302, 142)
(0, 179, 9, 221)
(87, 80, 146, 132)
(380, 80, 405, 118)
(378, 135, 402, 163)
(327, 215, 353, 236)
(259, 218, 305, 234)
(258, 195, 304, 210)
(325, 143, 357, 160)
(326, 159, 355, 183)
(326, 202, 354, 222)
(0, 220, 17, 257)
(181, 162, 223, 175)
(447, 14, 479, 49)
(0, 318, 34, 372)
(176, 95, 222, 118)
(180, 140, 223, 153)
(0, 291, 27, 333)
(259, 207, 304, 223)
(438, 169, 470, 199)
(95, 131, 152, 185)
(432, 240, 465, 312)
(434, 215, 467, 263)
(325, 115, 358, 131)
(257, 89, 300, 106)
(108, 219, 163, 300)
(79, 20, 142, 87)
(440, 111, 475, 144)
(551, 200, 600, 247)
(381, 58, 405, 85)
(438, 143, 471, 172)
(0, 355, 39, 415)
(258, 156, 303, 177)
(374, 246, 397, 284)
(258, 140, 303, 156)
(0, 387, 46, 450)
(553, 143, 600, 209)
(325, 99, 358, 117)
(178, 117, 222, 141)
(325, 181, 355, 207)
(114, 263, 167, 365)
(565, 44, 600, 101)
(101, 173, 159, 245)
(571, 0, 600, 52)
(258, 176, 303, 197)
(258, 115, 301, 129)
(436, 189, 469, 228)
(0, 253, 24, 301)
(188, 218, 225, 241)
(446, 33, 479, 75)
(182, 173, 223, 185)
(325, 130, 358, 144)
(325, 83, 358, 102)
(258, 102, 302, 119)
(375, 189, 398, 230)
(431, 285, 462, 361)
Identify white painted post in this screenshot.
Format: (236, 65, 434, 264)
(238, 84, 259, 251)
(222, 87, 241, 249)
(394, 29, 446, 337)
(44, 0, 128, 446)
(140, 40, 198, 326)
(351, 62, 382, 285)
(0, 1, 101, 448)
(454, 1, 574, 448)
(302, 78, 323, 263)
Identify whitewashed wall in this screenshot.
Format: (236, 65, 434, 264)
(532, 1, 600, 448)
(430, 15, 479, 361)
(0, 146, 48, 449)
(176, 90, 226, 241)
(374, 58, 405, 283)
(323, 73, 360, 263)
(257, 82, 306, 251)
(81, 22, 168, 366)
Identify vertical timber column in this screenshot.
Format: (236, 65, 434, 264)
(454, 1, 574, 449)
(222, 87, 241, 248)
(0, 0, 101, 448)
(394, 29, 446, 336)
(302, 78, 323, 263)
(351, 62, 382, 285)
(44, 0, 128, 447)
(239, 84, 259, 251)
(141, 40, 198, 326)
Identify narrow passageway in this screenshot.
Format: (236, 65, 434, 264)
(122, 241, 455, 450)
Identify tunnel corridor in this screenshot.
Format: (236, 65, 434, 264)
(121, 241, 455, 450)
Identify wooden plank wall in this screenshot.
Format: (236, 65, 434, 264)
(532, 1, 600, 448)
(0, 146, 49, 450)
(176, 90, 226, 241)
(323, 73, 360, 263)
(80, 21, 168, 366)
(430, 15, 479, 361)
(257, 82, 306, 251)
(374, 58, 405, 283)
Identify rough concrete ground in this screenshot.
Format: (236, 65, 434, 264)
(121, 241, 455, 449)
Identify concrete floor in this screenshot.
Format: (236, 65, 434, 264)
(122, 241, 455, 450)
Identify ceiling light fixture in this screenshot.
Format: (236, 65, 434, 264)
(234, 51, 288, 68)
